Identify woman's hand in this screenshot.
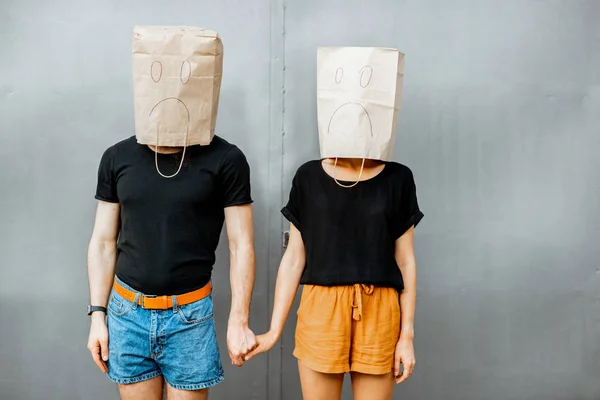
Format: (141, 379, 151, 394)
(243, 331, 279, 361)
(394, 337, 415, 384)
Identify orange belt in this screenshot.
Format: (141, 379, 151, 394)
(113, 279, 212, 310)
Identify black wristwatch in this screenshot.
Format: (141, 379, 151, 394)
(87, 305, 107, 316)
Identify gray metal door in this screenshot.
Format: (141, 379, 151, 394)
(280, 1, 600, 399)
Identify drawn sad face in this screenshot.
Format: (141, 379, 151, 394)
(317, 47, 403, 160)
(326, 65, 375, 139)
(146, 59, 194, 142)
(132, 27, 223, 148)
(318, 47, 402, 153)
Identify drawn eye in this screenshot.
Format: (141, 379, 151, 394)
(359, 66, 373, 88)
(151, 61, 162, 83)
(180, 60, 191, 84)
(335, 68, 344, 84)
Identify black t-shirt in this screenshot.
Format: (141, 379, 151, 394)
(95, 136, 252, 295)
(281, 160, 423, 291)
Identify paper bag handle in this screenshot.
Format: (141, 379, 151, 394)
(154, 144, 187, 179)
(332, 157, 365, 188)
(150, 98, 190, 178)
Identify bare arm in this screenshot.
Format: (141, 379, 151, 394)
(394, 226, 417, 383)
(224, 203, 255, 324)
(224, 204, 257, 365)
(268, 223, 306, 338)
(88, 201, 120, 312)
(244, 222, 305, 360)
(396, 226, 416, 339)
(87, 200, 120, 373)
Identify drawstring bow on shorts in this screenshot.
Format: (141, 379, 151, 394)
(351, 284, 374, 321)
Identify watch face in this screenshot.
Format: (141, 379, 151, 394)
(87, 305, 92, 314)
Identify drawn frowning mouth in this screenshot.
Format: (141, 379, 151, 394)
(149, 97, 191, 137)
(327, 102, 373, 138)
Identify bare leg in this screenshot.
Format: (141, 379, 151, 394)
(118, 376, 164, 400)
(350, 372, 395, 400)
(165, 383, 208, 400)
(298, 361, 344, 400)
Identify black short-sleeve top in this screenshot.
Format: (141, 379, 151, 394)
(281, 160, 423, 292)
(95, 135, 252, 295)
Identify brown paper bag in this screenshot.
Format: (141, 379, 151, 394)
(132, 26, 223, 147)
(317, 47, 405, 161)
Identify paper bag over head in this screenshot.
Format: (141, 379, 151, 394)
(132, 26, 223, 147)
(317, 47, 405, 161)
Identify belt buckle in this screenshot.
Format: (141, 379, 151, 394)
(142, 295, 170, 310)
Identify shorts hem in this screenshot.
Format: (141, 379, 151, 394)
(165, 373, 224, 390)
(106, 371, 162, 385)
(294, 351, 349, 374)
(350, 362, 393, 375)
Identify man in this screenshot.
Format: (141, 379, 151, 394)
(86, 26, 257, 400)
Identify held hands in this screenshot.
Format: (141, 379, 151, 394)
(87, 315, 109, 374)
(394, 336, 416, 384)
(227, 320, 258, 367)
(243, 331, 279, 361)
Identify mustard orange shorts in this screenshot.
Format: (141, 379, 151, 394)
(293, 284, 401, 375)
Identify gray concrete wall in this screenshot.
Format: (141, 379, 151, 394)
(0, 0, 599, 399)
(0, 1, 274, 399)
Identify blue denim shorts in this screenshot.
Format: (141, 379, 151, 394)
(106, 276, 224, 390)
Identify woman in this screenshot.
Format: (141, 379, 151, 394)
(245, 155, 423, 400)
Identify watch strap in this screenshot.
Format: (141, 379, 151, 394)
(87, 305, 107, 316)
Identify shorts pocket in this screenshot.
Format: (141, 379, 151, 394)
(107, 293, 132, 317)
(177, 295, 214, 325)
